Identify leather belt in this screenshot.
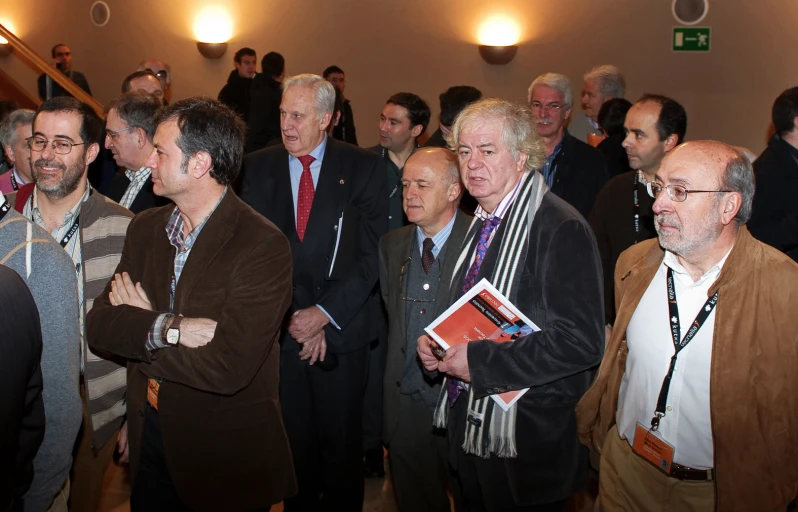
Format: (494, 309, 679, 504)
(670, 462, 714, 481)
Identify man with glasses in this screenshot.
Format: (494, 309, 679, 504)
(577, 141, 798, 512)
(138, 58, 172, 104)
(527, 73, 607, 218)
(122, 70, 165, 105)
(7, 97, 133, 512)
(379, 148, 469, 511)
(37, 44, 92, 101)
(324, 65, 358, 146)
(105, 92, 171, 213)
(589, 94, 686, 327)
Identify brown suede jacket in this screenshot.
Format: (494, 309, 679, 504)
(576, 227, 798, 511)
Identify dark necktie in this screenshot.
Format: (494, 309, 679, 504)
(421, 237, 435, 273)
(296, 155, 316, 241)
(449, 215, 502, 406)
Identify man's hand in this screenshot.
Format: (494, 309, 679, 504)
(298, 329, 327, 366)
(178, 318, 217, 349)
(437, 344, 471, 382)
(288, 306, 331, 343)
(417, 335, 440, 372)
(117, 421, 129, 464)
(109, 272, 152, 311)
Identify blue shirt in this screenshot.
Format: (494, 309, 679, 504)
(541, 132, 566, 189)
(415, 212, 457, 259)
(288, 135, 328, 223)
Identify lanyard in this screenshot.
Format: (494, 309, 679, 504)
(9, 171, 18, 191)
(0, 198, 9, 221)
(632, 171, 641, 242)
(59, 214, 80, 247)
(650, 267, 719, 431)
(27, 188, 90, 247)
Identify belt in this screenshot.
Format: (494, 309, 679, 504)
(670, 462, 714, 482)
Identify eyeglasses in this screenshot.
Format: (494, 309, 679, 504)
(530, 102, 564, 113)
(646, 182, 732, 202)
(107, 126, 134, 142)
(146, 68, 169, 79)
(26, 136, 86, 155)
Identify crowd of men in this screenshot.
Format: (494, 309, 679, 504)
(1, 42, 798, 512)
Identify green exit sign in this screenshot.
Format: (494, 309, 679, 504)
(673, 27, 711, 52)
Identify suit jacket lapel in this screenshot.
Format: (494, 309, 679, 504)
(394, 228, 415, 332)
(433, 211, 472, 316)
(173, 191, 238, 310)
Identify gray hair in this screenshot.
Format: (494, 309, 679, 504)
(721, 148, 756, 225)
(106, 92, 162, 140)
(282, 74, 336, 121)
(584, 65, 626, 99)
(0, 109, 35, 147)
(527, 73, 573, 110)
(447, 98, 545, 173)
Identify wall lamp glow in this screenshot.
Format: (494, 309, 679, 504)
(477, 15, 520, 65)
(194, 7, 232, 59)
(0, 20, 15, 57)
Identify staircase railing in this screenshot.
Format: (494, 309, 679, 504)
(0, 23, 104, 116)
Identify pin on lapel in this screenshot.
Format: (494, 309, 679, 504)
(339, 179, 345, 184)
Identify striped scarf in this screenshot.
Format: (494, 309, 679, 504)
(433, 170, 547, 458)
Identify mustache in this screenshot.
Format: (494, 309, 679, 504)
(34, 158, 67, 171)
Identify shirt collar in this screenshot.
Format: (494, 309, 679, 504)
(663, 245, 733, 286)
(473, 172, 528, 221)
(289, 134, 328, 166)
(32, 182, 91, 226)
(12, 166, 26, 186)
(125, 166, 152, 182)
(415, 211, 457, 251)
(165, 187, 228, 251)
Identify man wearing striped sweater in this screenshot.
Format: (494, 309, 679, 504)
(9, 97, 133, 512)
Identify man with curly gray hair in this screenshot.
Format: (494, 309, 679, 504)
(419, 98, 604, 511)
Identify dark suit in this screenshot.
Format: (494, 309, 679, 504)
(0, 265, 45, 512)
(86, 191, 296, 512)
(448, 189, 604, 509)
(240, 137, 388, 511)
(379, 210, 471, 511)
(105, 171, 170, 214)
(549, 132, 608, 218)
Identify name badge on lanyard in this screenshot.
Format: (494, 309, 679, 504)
(632, 267, 719, 474)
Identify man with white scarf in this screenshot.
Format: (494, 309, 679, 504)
(417, 98, 604, 511)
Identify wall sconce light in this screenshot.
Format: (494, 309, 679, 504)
(0, 20, 15, 57)
(197, 42, 227, 59)
(194, 7, 232, 59)
(477, 15, 520, 65)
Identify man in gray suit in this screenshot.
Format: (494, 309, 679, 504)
(379, 147, 470, 511)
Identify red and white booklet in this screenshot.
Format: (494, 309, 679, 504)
(424, 278, 540, 411)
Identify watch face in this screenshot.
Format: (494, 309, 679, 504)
(166, 328, 179, 345)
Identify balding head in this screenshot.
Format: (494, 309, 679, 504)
(402, 148, 462, 236)
(653, 141, 753, 269)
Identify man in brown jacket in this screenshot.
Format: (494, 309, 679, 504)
(576, 140, 798, 512)
(86, 98, 296, 511)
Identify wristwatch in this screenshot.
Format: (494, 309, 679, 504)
(166, 315, 183, 346)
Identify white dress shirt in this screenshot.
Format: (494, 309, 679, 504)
(616, 248, 730, 469)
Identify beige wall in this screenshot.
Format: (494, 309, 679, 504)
(1, 0, 796, 153)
